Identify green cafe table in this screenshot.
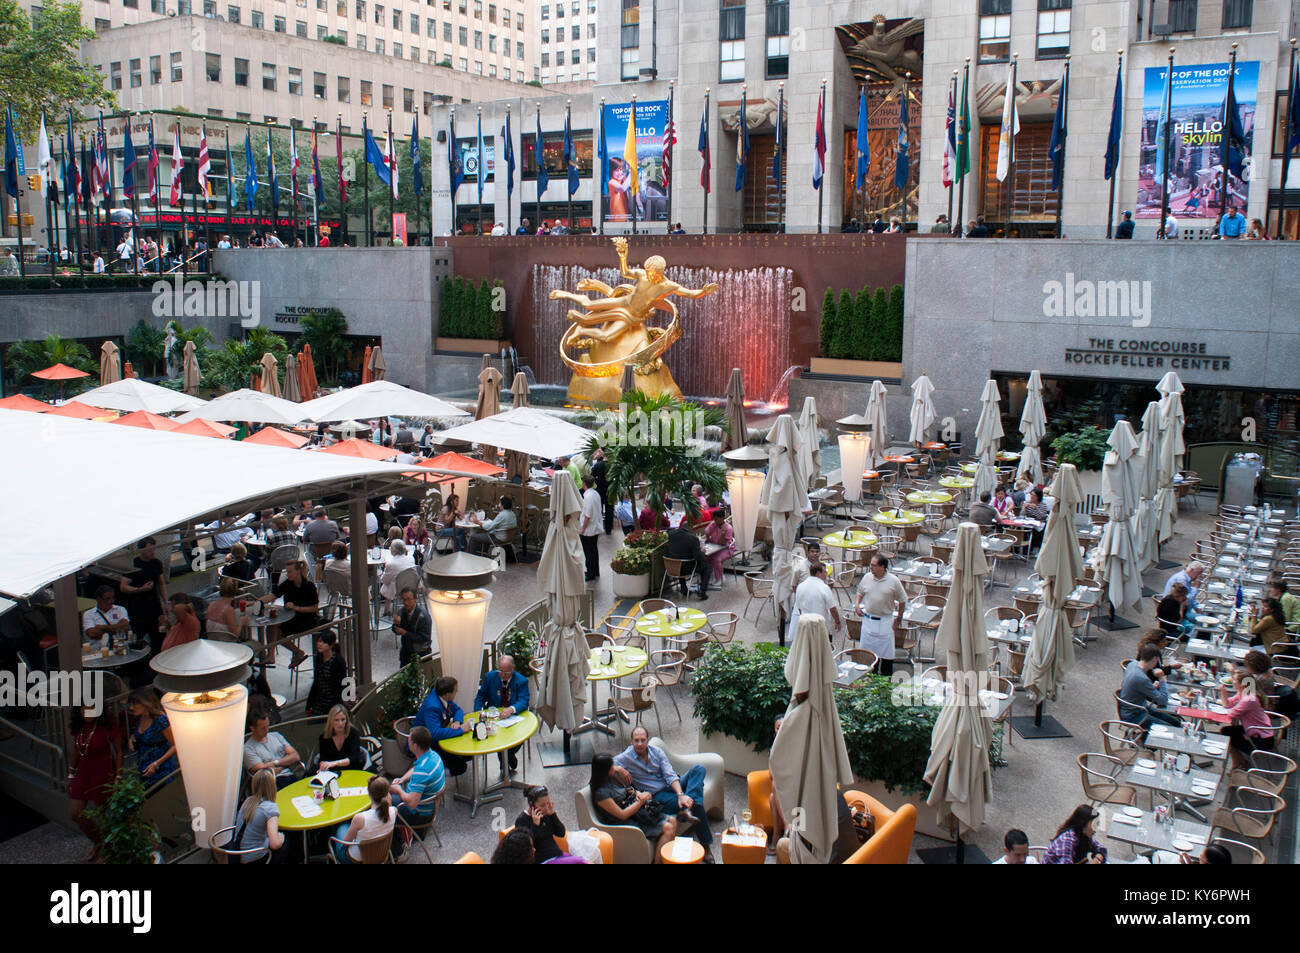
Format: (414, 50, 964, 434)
(872, 509, 925, 528)
(938, 476, 974, 491)
(906, 490, 953, 506)
(634, 607, 709, 640)
(277, 769, 375, 861)
(439, 710, 540, 817)
(822, 529, 878, 565)
(959, 463, 979, 475)
(575, 645, 650, 737)
(995, 451, 1021, 462)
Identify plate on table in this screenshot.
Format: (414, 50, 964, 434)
(851, 663, 870, 671)
(1191, 783, 1216, 798)
(610, 645, 628, 652)
(1171, 837, 1195, 853)
(1136, 758, 1158, 770)
(925, 604, 941, 611)
(1122, 806, 1143, 818)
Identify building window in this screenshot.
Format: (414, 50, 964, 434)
(570, 23, 578, 40)
(337, 28, 346, 41)
(979, 0, 1012, 62)
(203, 0, 215, 14)
(587, 46, 595, 62)
(234, 56, 249, 85)
(426, 16, 434, 35)
(314, 70, 326, 97)
(150, 0, 163, 10)
(150, 54, 161, 83)
(410, 11, 418, 30)
(262, 61, 276, 89)
(766, 0, 789, 78)
(588, 21, 594, 37)
(411, 46, 420, 59)
(110, 61, 122, 90)
(488, 33, 496, 51)
(556, 50, 564, 65)
(170, 51, 183, 81)
(251, 9, 262, 26)
(177, 0, 189, 11)
(205, 52, 220, 81)
(1221, 0, 1251, 28)
(296, 18, 307, 35)
(719, 0, 744, 82)
(516, 12, 522, 30)
(357, 32, 366, 48)
(374, 3, 382, 23)
(394, 41, 402, 55)
(473, 29, 481, 49)
(541, 2, 548, 17)
(502, 8, 509, 26)
(403, 87, 414, 110)
(489, 64, 496, 76)
(360, 79, 372, 104)
(443, 21, 450, 40)
(392, 8, 400, 28)
(273, 14, 285, 30)
(1168, 0, 1197, 32)
(94, 16, 109, 31)
(423, 90, 434, 114)
(459, 56, 466, 69)
(382, 83, 393, 108)
(488, 2, 495, 21)
(473, 0, 480, 14)
(541, 52, 549, 66)
(318, 23, 327, 38)
(458, 25, 466, 44)
(207, 108, 224, 117)
(129, 57, 142, 86)
(621, 0, 639, 79)
(264, 115, 277, 125)
(288, 66, 302, 94)
(542, 28, 549, 43)
(227, 4, 240, 21)
(375, 38, 384, 53)
(1036, 0, 1070, 57)
(516, 40, 523, 58)
(338, 74, 351, 100)
(123, 0, 137, 7)
(355, 0, 364, 17)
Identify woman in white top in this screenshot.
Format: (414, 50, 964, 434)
(331, 775, 396, 863)
(205, 576, 247, 639)
(378, 540, 416, 613)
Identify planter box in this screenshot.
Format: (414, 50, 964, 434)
(435, 337, 510, 355)
(846, 779, 953, 841)
(612, 571, 650, 599)
(647, 541, 669, 596)
(809, 358, 903, 380)
(697, 729, 770, 778)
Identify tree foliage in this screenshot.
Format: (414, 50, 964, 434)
(124, 320, 166, 379)
(818, 288, 836, 358)
(4, 333, 94, 395)
(853, 287, 873, 362)
(204, 328, 289, 392)
(832, 289, 855, 359)
(298, 308, 349, 384)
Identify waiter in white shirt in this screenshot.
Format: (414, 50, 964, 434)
(853, 555, 908, 675)
(790, 563, 841, 643)
(579, 474, 604, 581)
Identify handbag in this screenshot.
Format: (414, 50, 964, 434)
(849, 805, 876, 843)
(614, 786, 663, 822)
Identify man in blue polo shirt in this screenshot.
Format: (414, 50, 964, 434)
(1219, 204, 1247, 238)
(390, 725, 445, 829)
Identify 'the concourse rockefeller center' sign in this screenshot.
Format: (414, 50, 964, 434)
(1064, 338, 1230, 372)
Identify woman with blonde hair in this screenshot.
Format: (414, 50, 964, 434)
(315, 704, 368, 772)
(331, 775, 395, 863)
(232, 768, 287, 863)
(379, 540, 416, 613)
(205, 576, 247, 639)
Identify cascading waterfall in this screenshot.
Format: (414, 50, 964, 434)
(531, 263, 793, 401)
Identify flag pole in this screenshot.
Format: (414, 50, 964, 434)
(7, 107, 24, 277)
(1278, 38, 1297, 239)
(957, 59, 969, 235)
(449, 108, 457, 235)
(817, 80, 824, 235)
(312, 115, 321, 246)
(946, 71, 956, 232)
(178, 122, 187, 283)
(598, 97, 606, 236)
(776, 81, 784, 233)
(224, 125, 233, 245)
(1005, 53, 1018, 238)
(1055, 56, 1069, 239)
(535, 101, 542, 236)
(386, 109, 396, 243)
(1106, 50, 1123, 238)
(900, 72, 911, 230)
(105, 115, 117, 273)
(702, 88, 710, 235)
(1222, 43, 1238, 223)
(151, 118, 162, 271)
(630, 94, 638, 236)
(665, 82, 674, 233)
(475, 106, 483, 237)
(337, 114, 347, 246)
(82, 133, 94, 271)
(566, 99, 574, 232)
(414, 111, 422, 245)
(191, 132, 201, 271)
(363, 114, 371, 246)
(66, 136, 84, 276)
(290, 123, 299, 246)
(1159, 48, 1175, 238)
(127, 119, 140, 276)
(500, 105, 507, 236)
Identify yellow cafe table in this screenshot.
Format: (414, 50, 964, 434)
(574, 645, 650, 738)
(906, 490, 953, 505)
(873, 509, 925, 527)
(938, 476, 974, 490)
(277, 769, 376, 860)
(822, 529, 878, 564)
(634, 607, 708, 640)
(959, 462, 979, 475)
(439, 710, 540, 817)
(995, 450, 1021, 462)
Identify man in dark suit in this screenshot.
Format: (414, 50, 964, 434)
(590, 448, 612, 535)
(969, 491, 998, 528)
(474, 655, 531, 772)
(667, 524, 710, 600)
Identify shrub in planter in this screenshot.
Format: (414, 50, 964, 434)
(691, 643, 791, 753)
(835, 676, 939, 796)
(376, 657, 428, 739)
(497, 626, 539, 677)
(84, 773, 161, 864)
(610, 544, 653, 576)
(818, 288, 836, 358)
(1050, 425, 1110, 471)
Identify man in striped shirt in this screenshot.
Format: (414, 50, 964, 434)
(390, 726, 445, 827)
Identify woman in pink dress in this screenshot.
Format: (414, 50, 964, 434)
(703, 510, 735, 585)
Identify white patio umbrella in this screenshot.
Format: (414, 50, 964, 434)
(795, 396, 821, 490)
(1016, 370, 1046, 485)
(908, 373, 936, 445)
(299, 380, 468, 422)
(77, 377, 208, 416)
(864, 379, 889, 469)
(972, 379, 1004, 501)
(1131, 401, 1162, 573)
(1094, 420, 1143, 614)
(923, 521, 994, 850)
(535, 472, 590, 732)
(435, 406, 591, 460)
(769, 613, 854, 864)
(761, 415, 809, 634)
(175, 388, 306, 426)
(1155, 372, 1185, 545)
(1021, 464, 1083, 717)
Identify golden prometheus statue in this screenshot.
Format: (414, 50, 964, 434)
(551, 236, 718, 405)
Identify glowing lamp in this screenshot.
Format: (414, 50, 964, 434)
(723, 444, 769, 565)
(836, 414, 874, 504)
(150, 639, 253, 853)
(423, 552, 497, 714)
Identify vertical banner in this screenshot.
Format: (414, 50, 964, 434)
(600, 99, 669, 223)
(391, 211, 407, 244)
(1137, 60, 1258, 219)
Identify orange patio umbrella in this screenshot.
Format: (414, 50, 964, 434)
(317, 437, 397, 461)
(45, 400, 114, 420)
(300, 344, 319, 397)
(110, 409, 178, 431)
(32, 363, 91, 401)
(0, 393, 52, 412)
(242, 426, 310, 448)
(171, 417, 237, 439)
(418, 451, 505, 479)
(123, 361, 136, 379)
(360, 346, 373, 385)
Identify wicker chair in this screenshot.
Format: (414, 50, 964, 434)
(1077, 752, 1139, 808)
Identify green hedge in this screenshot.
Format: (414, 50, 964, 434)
(818, 283, 905, 362)
(439, 276, 504, 340)
(0, 273, 161, 291)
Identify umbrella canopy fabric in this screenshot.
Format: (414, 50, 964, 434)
(317, 438, 399, 461)
(361, 346, 373, 385)
(864, 380, 889, 469)
(300, 344, 319, 398)
(908, 374, 936, 444)
(417, 452, 505, 479)
(171, 417, 237, 439)
(535, 473, 590, 731)
(505, 372, 532, 484)
(769, 614, 854, 864)
(123, 361, 135, 379)
(182, 341, 201, 396)
(32, 363, 91, 382)
(0, 394, 51, 413)
(1132, 401, 1162, 572)
(973, 379, 1004, 500)
(77, 378, 207, 415)
(436, 407, 591, 460)
(46, 400, 112, 420)
(474, 361, 504, 465)
(368, 345, 387, 382)
(1155, 373, 1185, 544)
(242, 426, 310, 448)
(1022, 464, 1083, 704)
(175, 388, 305, 426)
(99, 342, 122, 386)
(1016, 370, 1046, 485)
(259, 353, 281, 398)
(283, 353, 301, 402)
(923, 521, 994, 836)
(761, 415, 809, 620)
(1094, 421, 1142, 612)
(795, 396, 822, 490)
(722, 368, 748, 453)
(110, 410, 178, 431)
(330, 420, 371, 437)
(298, 380, 468, 423)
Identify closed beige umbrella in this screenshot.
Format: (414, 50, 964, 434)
(864, 379, 889, 469)
(1094, 421, 1142, 614)
(367, 345, 387, 382)
(1016, 370, 1046, 485)
(722, 367, 748, 452)
(505, 372, 530, 485)
(795, 396, 822, 490)
(283, 352, 301, 402)
(182, 341, 201, 396)
(474, 356, 503, 465)
(1155, 372, 1184, 545)
(923, 521, 994, 848)
(259, 353, 281, 398)
(1132, 401, 1161, 573)
(908, 373, 936, 445)
(761, 415, 809, 638)
(535, 473, 590, 732)
(769, 613, 854, 864)
(99, 341, 121, 386)
(972, 379, 1003, 501)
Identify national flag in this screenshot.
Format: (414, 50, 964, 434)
(37, 113, 51, 195)
(697, 99, 710, 193)
(1049, 66, 1068, 192)
(62, 141, 75, 211)
(624, 100, 640, 196)
(2, 108, 17, 200)
(67, 111, 82, 201)
(734, 89, 748, 192)
(661, 119, 676, 190)
(894, 87, 910, 190)
(535, 109, 548, 197)
(1222, 68, 1248, 181)
(474, 111, 484, 204)
(955, 69, 971, 181)
(385, 121, 400, 199)
(563, 109, 579, 196)
(243, 127, 259, 211)
(942, 81, 955, 188)
(267, 125, 279, 206)
(1289, 53, 1300, 154)
(122, 122, 138, 199)
(289, 125, 299, 204)
(771, 93, 782, 183)
(310, 129, 324, 202)
(411, 115, 424, 197)
(854, 88, 869, 190)
(995, 63, 1019, 183)
(812, 88, 826, 191)
(597, 105, 608, 203)
(1103, 63, 1123, 181)
(1154, 64, 1172, 197)
(169, 123, 184, 206)
(363, 117, 388, 187)
(80, 137, 92, 207)
(147, 120, 159, 202)
(499, 112, 513, 198)
(197, 124, 211, 198)
(336, 124, 347, 204)
(448, 113, 463, 196)
(94, 114, 110, 203)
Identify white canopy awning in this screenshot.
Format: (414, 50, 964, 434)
(297, 380, 469, 423)
(0, 408, 427, 599)
(77, 378, 209, 415)
(175, 388, 307, 425)
(433, 406, 591, 459)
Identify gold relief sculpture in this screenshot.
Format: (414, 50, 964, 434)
(550, 236, 718, 405)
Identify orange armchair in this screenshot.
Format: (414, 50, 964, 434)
(746, 770, 775, 838)
(841, 791, 916, 864)
(498, 825, 614, 864)
(454, 851, 485, 864)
